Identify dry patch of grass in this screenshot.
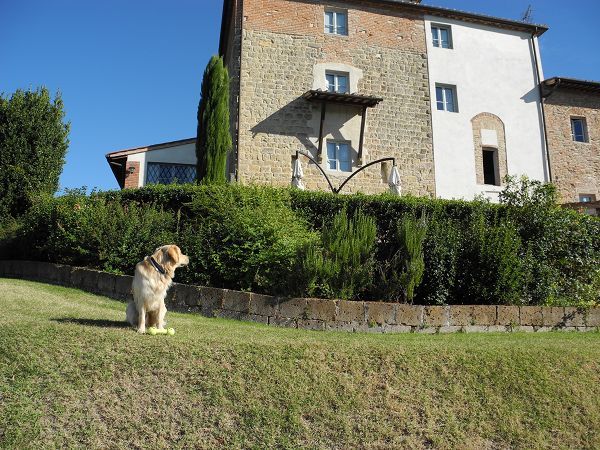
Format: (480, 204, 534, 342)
(1, 278, 599, 449)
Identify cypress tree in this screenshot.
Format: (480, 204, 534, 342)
(196, 55, 232, 184)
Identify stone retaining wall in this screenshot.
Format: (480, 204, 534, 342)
(1, 260, 598, 333)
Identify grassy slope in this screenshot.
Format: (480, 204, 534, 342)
(0, 279, 599, 450)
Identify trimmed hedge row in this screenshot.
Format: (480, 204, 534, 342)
(1, 183, 598, 306)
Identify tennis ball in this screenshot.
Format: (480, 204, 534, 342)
(147, 327, 158, 335)
(167, 328, 175, 336)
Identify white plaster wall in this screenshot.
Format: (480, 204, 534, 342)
(425, 16, 547, 201)
(126, 142, 197, 187)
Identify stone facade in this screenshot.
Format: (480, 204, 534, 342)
(544, 88, 600, 203)
(225, 0, 436, 196)
(2, 260, 599, 333)
(471, 112, 508, 187)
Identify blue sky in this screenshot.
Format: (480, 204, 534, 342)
(1, 0, 598, 191)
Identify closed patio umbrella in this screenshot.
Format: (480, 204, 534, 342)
(291, 156, 305, 190)
(388, 164, 401, 195)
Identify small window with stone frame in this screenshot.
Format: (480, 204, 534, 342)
(325, 71, 350, 94)
(326, 141, 352, 172)
(482, 147, 500, 186)
(324, 9, 348, 36)
(571, 117, 589, 142)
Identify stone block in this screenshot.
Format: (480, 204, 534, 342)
(222, 290, 251, 313)
(415, 326, 438, 334)
(198, 286, 225, 317)
(269, 316, 297, 328)
(305, 298, 336, 322)
(423, 306, 448, 327)
(396, 304, 423, 326)
(438, 326, 463, 334)
(96, 271, 116, 297)
(114, 275, 133, 301)
(336, 300, 365, 323)
(515, 326, 535, 333)
(297, 319, 326, 331)
(0, 260, 12, 277)
(542, 307, 565, 328)
(53, 264, 72, 286)
(497, 306, 519, 326)
(586, 308, 600, 327)
(365, 302, 396, 325)
(519, 306, 543, 326)
(472, 306, 497, 326)
(463, 325, 489, 333)
(214, 309, 243, 321)
(563, 307, 586, 327)
(278, 297, 308, 318)
(449, 306, 471, 326)
(70, 267, 99, 292)
(383, 324, 412, 333)
(250, 293, 278, 316)
(325, 321, 358, 332)
(169, 284, 200, 310)
(241, 313, 269, 325)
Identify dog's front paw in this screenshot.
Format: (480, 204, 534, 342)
(137, 327, 146, 334)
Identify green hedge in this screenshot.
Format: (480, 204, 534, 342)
(2, 183, 598, 306)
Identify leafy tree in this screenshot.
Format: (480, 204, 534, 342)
(195, 56, 232, 184)
(0, 87, 70, 219)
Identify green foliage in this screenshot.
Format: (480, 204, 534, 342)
(179, 185, 317, 294)
(13, 190, 175, 274)
(196, 56, 232, 184)
(303, 209, 377, 299)
(0, 87, 70, 219)
(2, 183, 597, 306)
(397, 214, 428, 303)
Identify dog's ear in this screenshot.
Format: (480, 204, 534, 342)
(166, 245, 179, 266)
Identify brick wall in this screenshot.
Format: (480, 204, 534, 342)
(544, 89, 600, 203)
(2, 260, 598, 334)
(123, 160, 140, 189)
(226, 0, 435, 195)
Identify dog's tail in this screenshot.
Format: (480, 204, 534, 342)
(125, 301, 138, 327)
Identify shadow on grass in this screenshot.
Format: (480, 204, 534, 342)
(52, 318, 129, 329)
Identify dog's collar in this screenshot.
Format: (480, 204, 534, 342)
(149, 256, 166, 275)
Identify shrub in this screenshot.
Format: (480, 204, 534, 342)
(14, 190, 175, 274)
(178, 185, 317, 294)
(303, 209, 377, 300)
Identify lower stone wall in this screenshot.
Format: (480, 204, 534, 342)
(1, 260, 598, 333)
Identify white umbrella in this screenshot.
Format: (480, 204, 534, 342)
(291, 157, 305, 190)
(388, 164, 401, 195)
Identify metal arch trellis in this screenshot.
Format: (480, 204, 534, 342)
(294, 150, 396, 194)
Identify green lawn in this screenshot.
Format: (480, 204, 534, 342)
(1, 278, 599, 449)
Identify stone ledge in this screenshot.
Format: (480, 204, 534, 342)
(1, 261, 598, 335)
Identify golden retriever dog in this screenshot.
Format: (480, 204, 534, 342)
(126, 245, 189, 333)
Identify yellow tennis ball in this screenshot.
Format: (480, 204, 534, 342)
(147, 327, 158, 335)
(167, 328, 175, 336)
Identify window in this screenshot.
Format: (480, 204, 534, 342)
(436, 84, 458, 112)
(326, 72, 349, 93)
(431, 24, 452, 49)
(146, 163, 196, 184)
(326, 141, 351, 172)
(482, 148, 499, 186)
(324, 10, 347, 36)
(579, 194, 596, 203)
(571, 117, 588, 142)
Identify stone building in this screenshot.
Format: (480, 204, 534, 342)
(106, 0, 598, 207)
(219, 0, 549, 200)
(541, 77, 600, 214)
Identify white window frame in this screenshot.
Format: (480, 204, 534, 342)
(570, 117, 588, 143)
(326, 141, 352, 172)
(325, 71, 350, 94)
(324, 10, 348, 36)
(431, 24, 453, 49)
(435, 84, 458, 112)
